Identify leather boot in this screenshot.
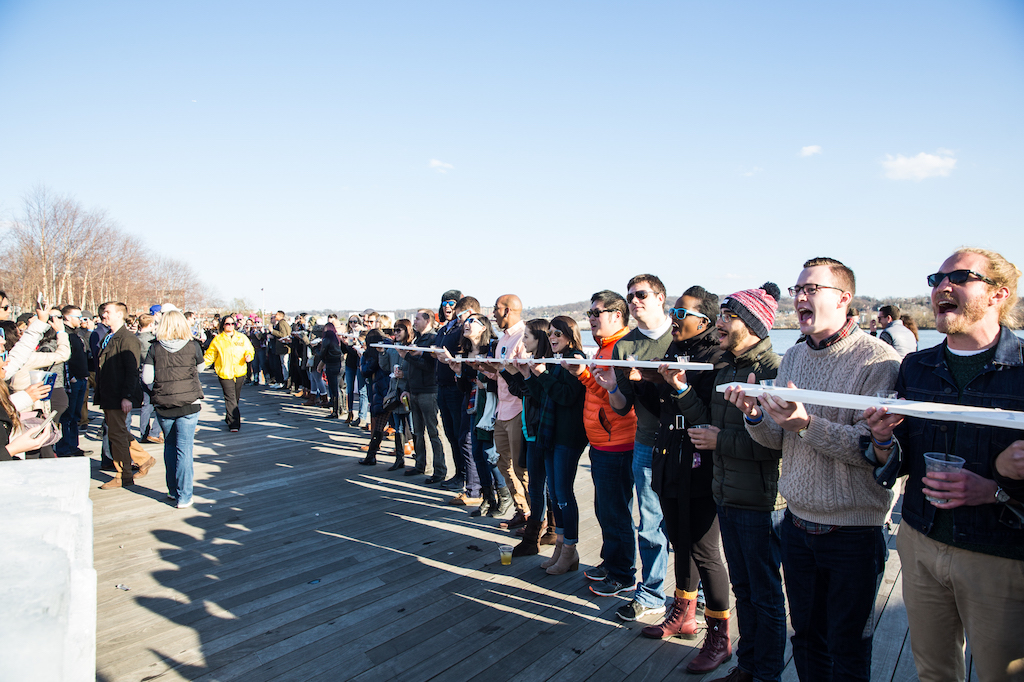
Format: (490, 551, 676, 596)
(359, 431, 383, 466)
(512, 516, 542, 557)
(303, 396, 317, 406)
(472, 488, 494, 517)
(388, 434, 406, 471)
(545, 543, 579, 575)
(540, 540, 563, 569)
(539, 509, 557, 545)
(686, 616, 732, 673)
(641, 596, 699, 639)
(319, 395, 330, 407)
(492, 486, 513, 517)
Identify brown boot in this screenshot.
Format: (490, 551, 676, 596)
(135, 456, 157, 479)
(302, 396, 317, 406)
(512, 516, 542, 557)
(545, 543, 579, 575)
(641, 596, 699, 639)
(540, 540, 563, 569)
(686, 616, 732, 673)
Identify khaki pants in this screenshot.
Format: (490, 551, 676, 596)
(104, 408, 151, 484)
(492, 414, 529, 515)
(898, 523, 1024, 682)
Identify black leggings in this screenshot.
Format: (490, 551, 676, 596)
(661, 494, 731, 612)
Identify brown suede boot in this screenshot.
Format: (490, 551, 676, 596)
(512, 516, 542, 556)
(686, 616, 732, 673)
(544, 543, 578, 575)
(641, 596, 699, 639)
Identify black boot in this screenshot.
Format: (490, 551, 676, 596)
(472, 487, 495, 517)
(360, 430, 383, 466)
(492, 486, 513, 517)
(512, 516, 542, 557)
(388, 433, 406, 471)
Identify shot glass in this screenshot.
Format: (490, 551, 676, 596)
(498, 545, 513, 566)
(876, 390, 898, 401)
(923, 452, 966, 504)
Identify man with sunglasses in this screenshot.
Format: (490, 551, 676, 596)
(724, 257, 900, 682)
(864, 248, 1024, 682)
(591, 274, 673, 623)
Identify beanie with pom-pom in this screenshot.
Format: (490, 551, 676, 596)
(721, 282, 780, 339)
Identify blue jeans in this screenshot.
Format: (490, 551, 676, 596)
(589, 447, 636, 587)
(718, 505, 787, 682)
(631, 442, 668, 608)
(137, 391, 156, 438)
(308, 368, 326, 394)
(280, 353, 290, 385)
(781, 511, 887, 682)
(56, 378, 88, 455)
(157, 411, 200, 504)
(471, 429, 504, 490)
(545, 443, 585, 542)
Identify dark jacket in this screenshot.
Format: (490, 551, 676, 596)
(434, 319, 464, 387)
(94, 325, 144, 410)
(637, 329, 727, 499)
(64, 324, 89, 380)
(405, 332, 438, 394)
(360, 346, 390, 415)
(320, 339, 343, 366)
(675, 335, 783, 510)
(148, 341, 204, 413)
(271, 319, 292, 355)
(524, 349, 588, 451)
(89, 323, 110, 373)
(876, 326, 1024, 547)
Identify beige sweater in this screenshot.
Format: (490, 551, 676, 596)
(747, 328, 901, 526)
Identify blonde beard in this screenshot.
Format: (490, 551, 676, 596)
(935, 297, 987, 335)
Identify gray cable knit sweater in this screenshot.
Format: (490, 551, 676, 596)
(746, 327, 901, 526)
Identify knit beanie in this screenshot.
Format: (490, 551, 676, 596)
(721, 282, 781, 339)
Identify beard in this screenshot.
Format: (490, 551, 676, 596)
(935, 296, 987, 335)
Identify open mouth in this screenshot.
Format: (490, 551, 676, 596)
(936, 299, 958, 314)
(797, 307, 813, 325)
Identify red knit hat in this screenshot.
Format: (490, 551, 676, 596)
(721, 283, 780, 339)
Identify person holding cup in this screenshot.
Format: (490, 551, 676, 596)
(864, 247, 1024, 682)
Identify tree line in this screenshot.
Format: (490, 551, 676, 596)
(0, 186, 213, 314)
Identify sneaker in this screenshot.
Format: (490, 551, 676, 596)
(615, 599, 666, 622)
(176, 499, 194, 509)
(589, 577, 633, 597)
(584, 565, 610, 582)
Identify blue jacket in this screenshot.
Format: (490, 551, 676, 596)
(874, 326, 1024, 546)
(360, 347, 390, 415)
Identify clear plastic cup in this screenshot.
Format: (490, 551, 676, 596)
(923, 453, 966, 504)
(498, 545, 513, 565)
(876, 390, 898, 401)
(760, 379, 775, 388)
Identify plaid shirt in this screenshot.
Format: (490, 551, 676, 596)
(804, 317, 858, 351)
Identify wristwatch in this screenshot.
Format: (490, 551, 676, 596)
(797, 417, 811, 439)
(995, 486, 1011, 504)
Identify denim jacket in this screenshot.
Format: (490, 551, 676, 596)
(873, 326, 1024, 545)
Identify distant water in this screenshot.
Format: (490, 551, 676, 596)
(580, 328, 1024, 356)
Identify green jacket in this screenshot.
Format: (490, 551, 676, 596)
(676, 336, 784, 511)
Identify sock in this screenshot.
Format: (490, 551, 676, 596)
(704, 608, 730, 620)
(680, 589, 698, 600)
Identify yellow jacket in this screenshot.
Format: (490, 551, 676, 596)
(204, 331, 255, 380)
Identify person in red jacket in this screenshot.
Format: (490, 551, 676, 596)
(564, 290, 639, 597)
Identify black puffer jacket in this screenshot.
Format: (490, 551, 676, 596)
(637, 328, 727, 499)
(405, 332, 438, 394)
(675, 335, 784, 511)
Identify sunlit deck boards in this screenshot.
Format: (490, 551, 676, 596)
(91, 373, 925, 681)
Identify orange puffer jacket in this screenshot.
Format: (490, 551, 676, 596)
(577, 326, 636, 451)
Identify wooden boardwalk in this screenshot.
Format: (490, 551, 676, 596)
(89, 373, 944, 681)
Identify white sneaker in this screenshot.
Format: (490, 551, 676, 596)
(176, 499, 194, 509)
(615, 599, 666, 622)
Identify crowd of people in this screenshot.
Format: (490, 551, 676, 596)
(2, 246, 1023, 682)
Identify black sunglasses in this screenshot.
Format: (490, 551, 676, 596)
(926, 269, 996, 288)
(627, 290, 654, 302)
(585, 309, 616, 319)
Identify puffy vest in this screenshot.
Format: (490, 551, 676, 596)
(151, 342, 202, 409)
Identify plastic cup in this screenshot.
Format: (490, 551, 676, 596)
(876, 390, 898, 400)
(923, 453, 966, 504)
(498, 545, 513, 565)
(760, 379, 775, 388)
(29, 370, 46, 385)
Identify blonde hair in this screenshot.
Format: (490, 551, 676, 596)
(955, 247, 1022, 328)
(157, 310, 193, 341)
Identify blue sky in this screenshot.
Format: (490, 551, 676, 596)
(2, 1, 1022, 312)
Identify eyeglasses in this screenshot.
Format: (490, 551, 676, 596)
(441, 300, 457, 308)
(669, 308, 709, 322)
(585, 309, 617, 319)
(626, 290, 654, 302)
(788, 283, 844, 297)
(926, 269, 996, 288)
(223, 321, 235, 327)
(717, 312, 741, 322)
(468, 317, 487, 326)
(0, 304, 9, 311)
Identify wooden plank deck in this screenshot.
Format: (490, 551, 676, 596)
(89, 373, 930, 681)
